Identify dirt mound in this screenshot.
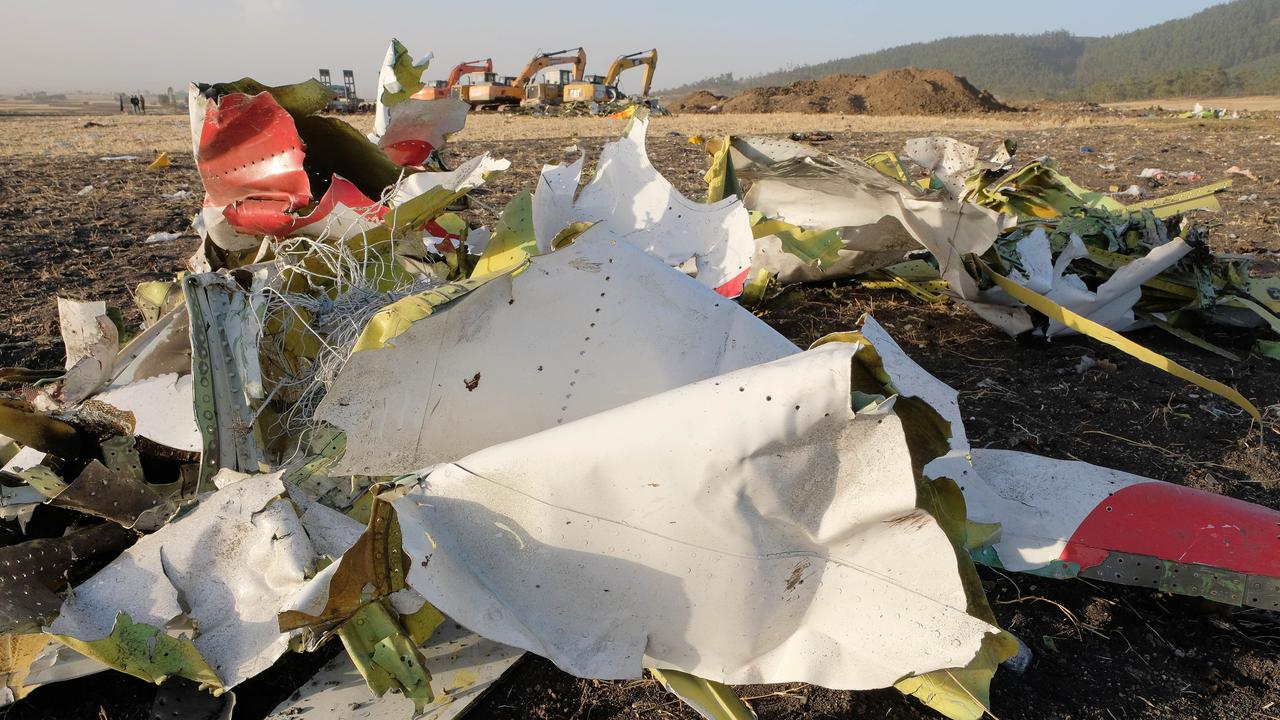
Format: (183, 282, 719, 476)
(669, 90, 728, 113)
(707, 68, 1009, 115)
(860, 67, 1007, 114)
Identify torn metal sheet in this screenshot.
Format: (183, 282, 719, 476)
(266, 619, 522, 720)
(532, 112, 754, 295)
(94, 374, 200, 453)
(316, 228, 796, 476)
(969, 450, 1280, 609)
(1127, 179, 1232, 217)
(0, 446, 47, 520)
(371, 39, 432, 143)
(730, 136, 1009, 290)
(278, 499, 406, 634)
(731, 136, 1215, 337)
(0, 523, 134, 634)
(196, 77, 337, 119)
(973, 158, 1127, 219)
(903, 136, 981, 198)
(857, 316, 1279, 607)
(0, 634, 60, 704)
(389, 153, 511, 208)
(190, 73, 435, 243)
(469, 190, 536, 277)
(0, 640, 107, 705)
(293, 493, 366, 559)
(979, 229, 1195, 337)
(375, 98, 469, 168)
(132, 282, 183, 328)
(227, 175, 386, 241)
(50, 460, 175, 532)
(390, 343, 997, 688)
(193, 205, 263, 253)
(195, 91, 311, 223)
(6, 35, 1274, 719)
(532, 153, 586, 252)
(982, 205, 1274, 341)
(752, 216, 920, 284)
(110, 304, 191, 387)
(0, 398, 85, 464)
(978, 257, 1260, 420)
(50, 471, 314, 688)
(0, 447, 45, 476)
(57, 298, 119, 404)
(1043, 236, 1191, 336)
(732, 137, 1269, 413)
(0, 435, 15, 467)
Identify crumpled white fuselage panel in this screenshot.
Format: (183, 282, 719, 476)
(50, 472, 316, 688)
(531, 117, 754, 293)
(314, 230, 996, 689)
(317, 230, 795, 476)
(393, 344, 996, 689)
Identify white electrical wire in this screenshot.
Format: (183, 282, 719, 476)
(253, 174, 444, 449)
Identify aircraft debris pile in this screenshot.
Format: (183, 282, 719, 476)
(714, 133, 1279, 411)
(0, 39, 1276, 720)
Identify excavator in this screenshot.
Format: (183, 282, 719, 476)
(467, 48, 587, 108)
(413, 58, 492, 101)
(563, 49, 657, 104)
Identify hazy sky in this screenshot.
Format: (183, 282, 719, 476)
(2, 0, 1228, 95)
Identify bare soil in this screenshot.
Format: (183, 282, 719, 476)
(669, 89, 728, 113)
(0, 111, 1277, 719)
(674, 68, 1010, 115)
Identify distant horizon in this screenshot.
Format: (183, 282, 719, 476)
(1, 1, 1230, 95)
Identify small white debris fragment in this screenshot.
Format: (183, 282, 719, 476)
(145, 231, 185, 244)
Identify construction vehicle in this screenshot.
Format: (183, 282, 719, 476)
(466, 48, 586, 108)
(523, 68, 577, 107)
(414, 59, 492, 101)
(564, 49, 657, 104)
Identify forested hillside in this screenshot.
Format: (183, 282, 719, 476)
(664, 0, 1280, 101)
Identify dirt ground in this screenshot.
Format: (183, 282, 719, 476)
(686, 68, 1008, 115)
(1, 108, 1278, 719)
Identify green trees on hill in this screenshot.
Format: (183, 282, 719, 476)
(663, 0, 1280, 101)
(1081, 67, 1240, 102)
(1074, 0, 1280, 88)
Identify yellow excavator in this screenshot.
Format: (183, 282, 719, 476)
(564, 49, 657, 104)
(466, 48, 586, 108)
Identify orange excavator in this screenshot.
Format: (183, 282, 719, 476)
(414, 58, 493, 101)
(467, 48, 586, 108)
(564, 49, 657, 104)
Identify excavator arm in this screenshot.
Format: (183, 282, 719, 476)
(513, 47, 587, 88)
(603, 49, 658, 97)
(445, 59, 493, 89)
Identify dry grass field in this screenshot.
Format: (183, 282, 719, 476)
(1, 107, 1277, 719)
